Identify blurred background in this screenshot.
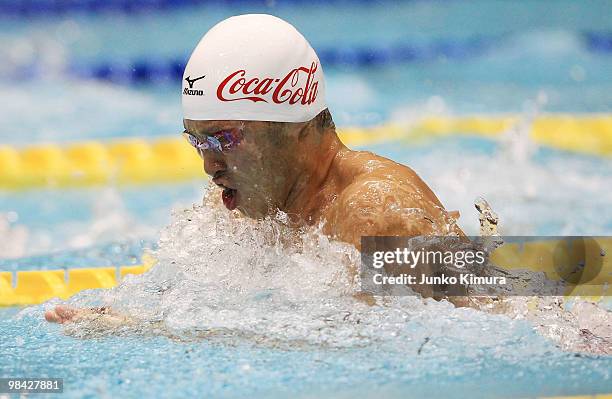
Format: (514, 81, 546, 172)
(1, 0, 611, 269)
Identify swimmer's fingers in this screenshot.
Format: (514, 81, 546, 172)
(353, 292, 376, 306)
(45, 305, 80, 323)
(44, 305, 111, 324)
(44, 308, 62, 323)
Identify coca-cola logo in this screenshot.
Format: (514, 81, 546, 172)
(217, 62, 319, 105)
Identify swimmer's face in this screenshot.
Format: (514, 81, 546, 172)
(183, 119, 302, 218)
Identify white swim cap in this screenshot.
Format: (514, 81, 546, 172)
(182, 14, 327, 123)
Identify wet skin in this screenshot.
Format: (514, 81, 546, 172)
(182, 117, 464, 250)
(45, 115, 463, 323)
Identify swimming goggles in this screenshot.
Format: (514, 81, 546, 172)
(183, 128, 242, 154)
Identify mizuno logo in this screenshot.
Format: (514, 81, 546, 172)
(183, 74, 205, 96)
(185, 75, 205, 88)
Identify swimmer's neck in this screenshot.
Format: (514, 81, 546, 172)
(282, 130, 347, 224)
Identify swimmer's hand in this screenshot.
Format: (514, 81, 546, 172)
(45, 305, 128, 325)
(45, 305, 93, 323)
(43, 305, 171, 341)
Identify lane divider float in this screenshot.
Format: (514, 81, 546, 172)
(490, 237, 611, 300)
(0, 0, 467, 17)
(7, 32, 611, 84)
(0, 137, 204, 189)
(0, 255, 155, 306)
(70, 36, 494, 84)
(1, 115, 611, 190)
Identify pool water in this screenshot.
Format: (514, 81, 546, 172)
(1, 1, 611, 397)
(1, 308, 611, 399)
(2, 193, 612, 398)
(1, 0, 612, 143)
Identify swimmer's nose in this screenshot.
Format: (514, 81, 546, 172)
(203, 153, 226, 178)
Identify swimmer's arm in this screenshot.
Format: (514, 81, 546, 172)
(333, 179, 469, 305)
(331, 179, 443, 306)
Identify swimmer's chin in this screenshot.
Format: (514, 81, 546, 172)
(228, 199, 257, 218)
(236, 206, 266, 219)
(235, 202, 280, 220)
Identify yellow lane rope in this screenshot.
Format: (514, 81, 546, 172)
(0, 138, 204, 189)
(1, 115, 611, 190)
(490, 237, 611, 300)
(0, 265, 150, 306)
(0, 255, 155, 306)
(1, 239, 609, 306)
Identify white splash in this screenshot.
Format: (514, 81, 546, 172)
(66, 188, 156, 249)
(63, 185, 611, 354)
(0, 212, 28, 259)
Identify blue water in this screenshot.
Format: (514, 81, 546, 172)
(1, 303, 611, 399)
(1, 1, 612, 398)
(1, 0, 612, 143)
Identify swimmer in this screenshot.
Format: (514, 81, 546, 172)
(45, 14, 462, 324)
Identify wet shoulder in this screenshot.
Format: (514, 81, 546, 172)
(335, 150, 443, 209)
(341, 150, 422, 188)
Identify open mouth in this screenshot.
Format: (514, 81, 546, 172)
(213, 174, 238, 211)
(220, 186, 238, 210)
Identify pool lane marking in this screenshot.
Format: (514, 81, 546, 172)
(0, 255, 155, 306)
(0, 266, 150, 306)
(0, 115, 611, 190)
(490, 237, 611, 299)
(0, 138, 205, 189)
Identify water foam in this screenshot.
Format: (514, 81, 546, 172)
(59, 185, 610, 355)
(0, 212, 28, 259)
